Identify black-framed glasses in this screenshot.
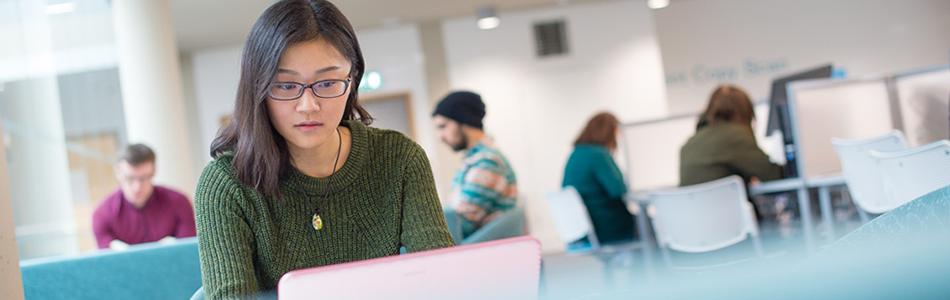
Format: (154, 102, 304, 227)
(267, 78, 351, 100)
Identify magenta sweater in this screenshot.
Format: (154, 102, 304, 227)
(92, 186, 197, 249)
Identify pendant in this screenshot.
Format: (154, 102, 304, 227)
(312, 214, 323, 231)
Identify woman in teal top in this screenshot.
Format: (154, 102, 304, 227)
(194, 1, 454, 298)
(562, 112, 636, 244)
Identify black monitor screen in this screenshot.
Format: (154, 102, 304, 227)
(765, 64, 833, 178)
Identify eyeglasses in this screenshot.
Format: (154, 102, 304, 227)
(121, 174, 153, 184)
(267, 78, 351, 100)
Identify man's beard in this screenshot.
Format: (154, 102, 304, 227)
(451, 127, 468, 152)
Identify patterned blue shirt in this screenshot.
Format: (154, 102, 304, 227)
(449, 137, 518, 237)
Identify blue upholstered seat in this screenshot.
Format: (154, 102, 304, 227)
(443, 205, 526, 245)
(20, 237, 201, 300)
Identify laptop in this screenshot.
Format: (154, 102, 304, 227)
(278, 236, 542, 300)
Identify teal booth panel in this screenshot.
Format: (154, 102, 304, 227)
(20, 237, 201, 300)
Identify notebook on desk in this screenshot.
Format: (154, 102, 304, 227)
(277, 236, 542, 300)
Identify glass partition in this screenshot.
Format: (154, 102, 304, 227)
(0, 0, 125, 259)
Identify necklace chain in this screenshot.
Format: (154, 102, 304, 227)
(292, 127, 342, 230)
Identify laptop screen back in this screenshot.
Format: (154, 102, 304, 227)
(278, 236, 542, 300)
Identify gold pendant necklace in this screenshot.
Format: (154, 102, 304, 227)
(293, 127, 342, 231)
(312, 214, 323, 230)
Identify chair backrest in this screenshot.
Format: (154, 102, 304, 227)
(647, 175, 756, 253)
(443, 206, 464, 245)
(870, 140, 950, 208)
(462, 206, 526, 245)
(544, 186, 599, 249)
(832, 130, 908, 214)
(443, 206, 527, 245)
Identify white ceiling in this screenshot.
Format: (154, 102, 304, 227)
(170, 0, 617, 52)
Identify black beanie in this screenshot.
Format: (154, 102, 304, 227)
(432, 91, 486, 129)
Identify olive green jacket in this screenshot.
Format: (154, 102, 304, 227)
(680, 122, 783, 186)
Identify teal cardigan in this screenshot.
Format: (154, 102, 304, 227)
(562, 144, 636, 243)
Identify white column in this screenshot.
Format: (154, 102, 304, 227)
(419, 21, 459, 204)
(112, 0, 196, 198)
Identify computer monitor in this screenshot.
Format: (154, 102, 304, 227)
(787, 76, 894, 179)
(765, 64, 834, 178)
(620, 114, 698, 191)
(278, 236, 542, 300)
(893, 63, 950, 147)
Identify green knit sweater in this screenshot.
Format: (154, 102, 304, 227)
(194, 121, 455, 299)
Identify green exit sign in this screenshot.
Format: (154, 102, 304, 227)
(358, 71, 382, 91)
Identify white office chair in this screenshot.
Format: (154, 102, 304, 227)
(544, 186, 641, 292)
(832, 130, 908, 222)
(869, 140, 950, 208)
(545, 186, 602, 254)
(544, 186, 639, 254)
(647, 175, 763, 269)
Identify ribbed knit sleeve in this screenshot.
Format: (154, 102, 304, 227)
(194, 157, 259, 299)
(400, 142, 456, 253)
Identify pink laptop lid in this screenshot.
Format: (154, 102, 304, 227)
(278, 236, 542, 300)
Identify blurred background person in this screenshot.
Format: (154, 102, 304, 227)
(562, 112, 636, 244)
(92, 144, 196, 250)
(680, 85, 783, 187)
(433, 91, 519, 239)
(680, 85, 784, 221)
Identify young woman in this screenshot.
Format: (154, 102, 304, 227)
(562, 112, 636, 244)
(679, 85, 783, 187)
(194, 1, 454, 298)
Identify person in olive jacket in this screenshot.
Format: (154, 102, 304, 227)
(562, 112, 636, 244)
(680, 85, 783, 188)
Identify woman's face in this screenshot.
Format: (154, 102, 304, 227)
(267, 39, 352, 155)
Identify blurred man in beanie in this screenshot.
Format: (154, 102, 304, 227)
(433, 91, 518, 239)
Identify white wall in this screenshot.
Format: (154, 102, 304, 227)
(655, 0, 950, 114)
(441, 1, 668, 252)
(189, 25, 445, 189)
(355, 25, 442, 188)
(190, 45, 242, 169)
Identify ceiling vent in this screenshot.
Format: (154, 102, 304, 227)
(533, 20, 569, 57)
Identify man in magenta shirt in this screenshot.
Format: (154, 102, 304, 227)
(92, 144, 196, 250)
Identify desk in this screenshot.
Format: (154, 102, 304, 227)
(749, 176, 848, 251)
(748, 178, 805, 195)
(624, 192, 657, 275)
(748, 178, 814, 250)
(624, 193, 653, 248)
(630, 176, 849, 254)
(806, 175, 847, 244)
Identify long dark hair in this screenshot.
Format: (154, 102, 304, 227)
(703, 85, 754, 133)
(574, 112, 620, 151)
(210, 0, 373, 198)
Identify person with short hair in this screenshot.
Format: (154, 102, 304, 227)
(562, 112, 636, 244)
(432, 91, 518, 239)
(194, 1, 455, 298)
(92, 143, 196, 250)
